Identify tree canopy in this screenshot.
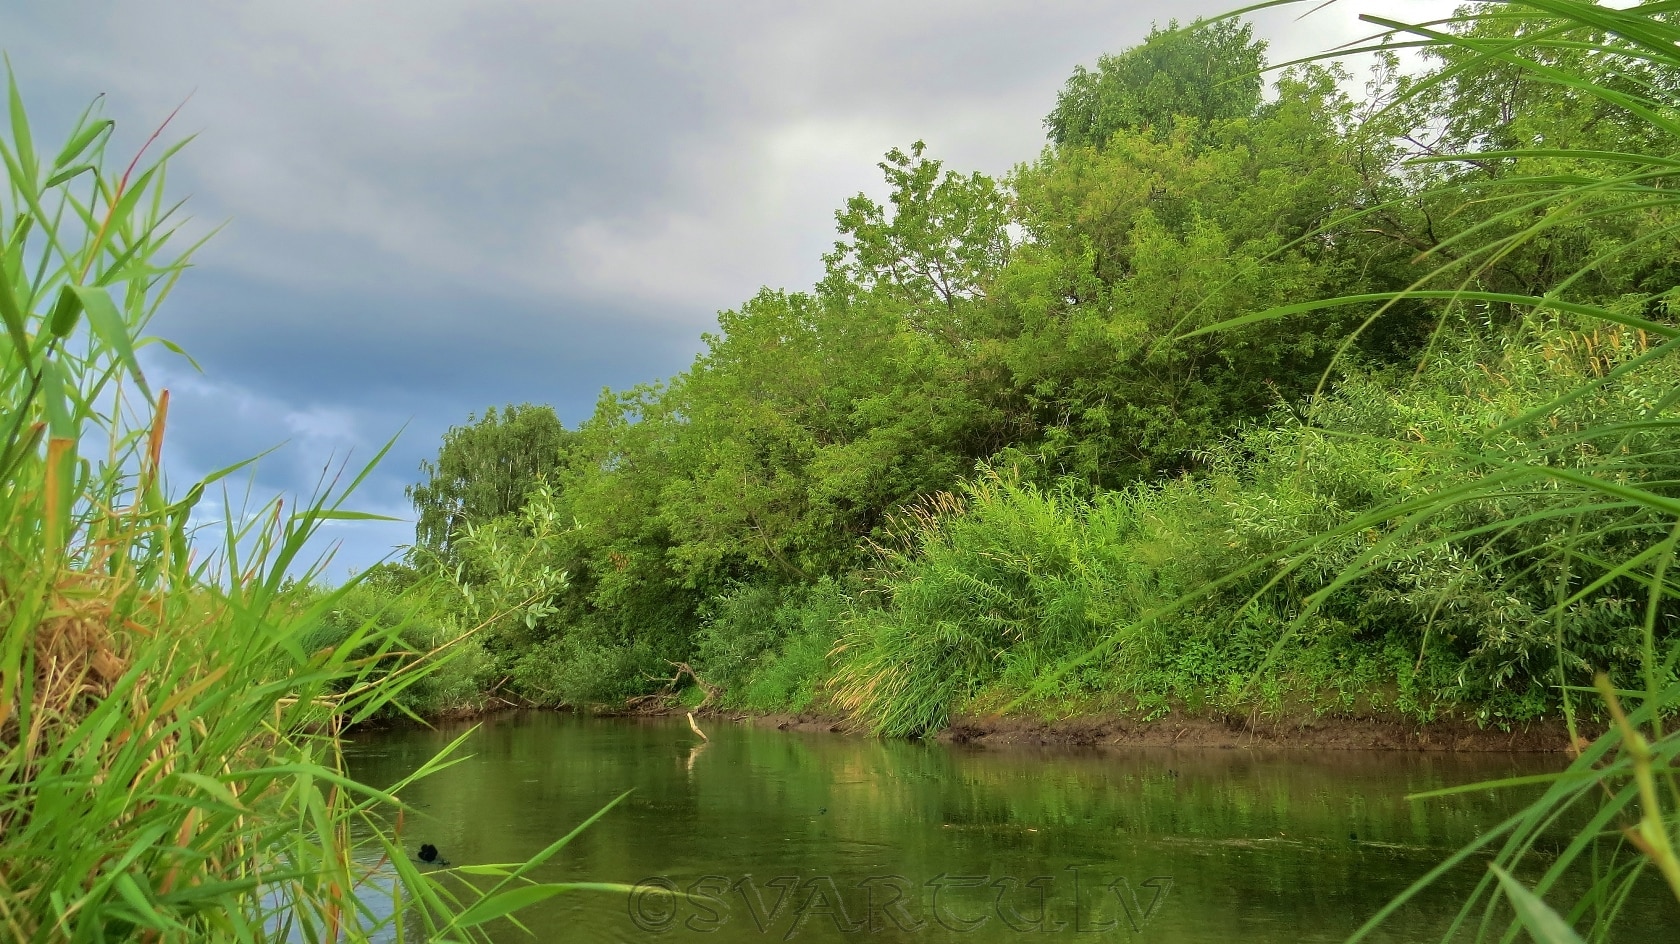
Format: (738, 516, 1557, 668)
(407, 403, 570, 565)
(1045, 19, 1267, 149)
(397, 14, 1678, 733)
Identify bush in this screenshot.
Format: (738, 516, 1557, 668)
(305, 569, 496, 718)
(696, 580, 845, 713)
(834, 318, 1680, 734)
(508, 619, 664, 707)
(832, 472, 1225, 735)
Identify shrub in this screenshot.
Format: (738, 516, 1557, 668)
(835, 318, 1680, 734)
(694, 580, 845, 712)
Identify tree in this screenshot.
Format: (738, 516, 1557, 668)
(1046, 19, 1266, 150)
(822, 141, 1011, 337)
(1007, 63, 1399, 484)
(407, 403, 571, 565)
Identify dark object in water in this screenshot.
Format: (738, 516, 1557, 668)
(418, 843, 449, 865)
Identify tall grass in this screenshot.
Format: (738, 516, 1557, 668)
(1189, 2, 1680, 939)
(833, 473, 1223, 735)
(0, 76, 621, 941)
(835, 313, 1680, 737)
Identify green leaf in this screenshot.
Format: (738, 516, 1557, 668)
(1490, 865, 1585, 944)
(43, 163, 94, 189)
(48, 284, 82, 338)
(6, 65, 37, 192)
(171, 772, 247, 811)
(439, 792, 632, 934)
(300, 509, 402, 523)
(1405, 772, 1572, 801)
(112, 873, 164, 928)
(168, 481, 205, 516)
(0, 265, 26, 360)
(71, 283, 150, 398)
(102, 165, 158, 252)
(451, 884, 566, 927)
(52, 117, 111, 171)
(157, 875, 273, 908)
(1179, 292, 1680, 342)
(39, 358, 74, 438)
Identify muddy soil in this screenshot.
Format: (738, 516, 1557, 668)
(732, 709, 1587, 752)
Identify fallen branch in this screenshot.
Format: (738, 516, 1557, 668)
(624, 662, 722, 712)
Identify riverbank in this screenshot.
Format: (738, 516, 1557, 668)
(690, 706, 1589, 753)
(381, 685, 1594, 753)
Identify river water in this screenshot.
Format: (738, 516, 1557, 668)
(343, 711, 1656, 943)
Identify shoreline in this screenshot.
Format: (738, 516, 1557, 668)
(732, 709, 1586, 753)
(395, 700, 1592, 753)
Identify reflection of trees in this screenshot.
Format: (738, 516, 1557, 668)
(346, 714, 1569, 942)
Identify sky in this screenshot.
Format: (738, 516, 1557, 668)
(1, 1, 1428, 579)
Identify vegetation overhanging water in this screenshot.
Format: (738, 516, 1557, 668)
(5, 1, 1680, 941)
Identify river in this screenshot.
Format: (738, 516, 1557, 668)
(343, 711, 1656, 942)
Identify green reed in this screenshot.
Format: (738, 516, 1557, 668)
(0, 72, 624, 942)
(1186, 2, 1680, 940)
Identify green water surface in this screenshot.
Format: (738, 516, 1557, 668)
(344, 712, 1662, 943)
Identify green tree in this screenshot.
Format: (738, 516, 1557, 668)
(407, 403, 571, 565)
(1046, 19, 1267, 149)
(1381, 11, 1680, 303)
(1005, 64, 1401, 484)
(823, 141, 1012, 324)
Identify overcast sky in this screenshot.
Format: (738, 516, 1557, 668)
(3, 1, 1424, 578)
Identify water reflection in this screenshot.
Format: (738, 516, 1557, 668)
(344, 712, 1670, 943)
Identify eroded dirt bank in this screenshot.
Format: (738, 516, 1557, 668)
(386, 702, 1589, 753)
(732, 709, 1589, 752)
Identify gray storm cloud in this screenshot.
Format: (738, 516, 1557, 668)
(1, 0, 1429, 573)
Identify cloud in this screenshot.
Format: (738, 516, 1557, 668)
(15, 0, 1407, 304)
(142, 357, 416, 581)
(2, 0, 1448, 573)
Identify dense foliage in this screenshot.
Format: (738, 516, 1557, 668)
(14, 3, 1678, 941)
(391, 9, 1679, 750)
